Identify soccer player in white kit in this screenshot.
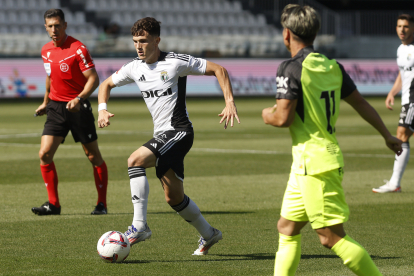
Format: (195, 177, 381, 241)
(373, 14, 414, 193)
(97, 17, 240, 255)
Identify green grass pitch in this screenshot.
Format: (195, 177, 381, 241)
(0, 97, 413, 276)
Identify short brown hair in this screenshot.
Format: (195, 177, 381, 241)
(131, 17, 161, 37)
(281, 4, 320, 44)
(44, 9, 65, 22)
(397, 14, 414, 24)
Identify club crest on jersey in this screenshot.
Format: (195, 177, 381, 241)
(408, 54, 412, 61)
(60, 63, 69, 72)
(160, 70, 169, 82)
(47, 52, 50, 58)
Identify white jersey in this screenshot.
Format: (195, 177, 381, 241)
(396, 42, 414, 105)
(112, 52, 206, 135)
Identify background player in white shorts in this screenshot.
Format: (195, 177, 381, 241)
(97, 17, 240, 255)
(373, 14, 414, 193)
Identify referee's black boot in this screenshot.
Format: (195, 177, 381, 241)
(91, 202, 107, 215)
(31, 201, 61, 216)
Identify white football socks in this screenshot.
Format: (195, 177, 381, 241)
(172, 195, 214, 240)
(389, 142, 410, 187)
(128, 167, 149, 231)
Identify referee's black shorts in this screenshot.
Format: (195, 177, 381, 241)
(143, 130, 194, 180)
(42, 99, 98, 144)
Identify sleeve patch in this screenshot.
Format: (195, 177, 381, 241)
(276, 76, 289, 94)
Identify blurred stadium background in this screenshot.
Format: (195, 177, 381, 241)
(0, 0, 413, 97)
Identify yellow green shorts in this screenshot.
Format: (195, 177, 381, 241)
(280, 167, 349, 229)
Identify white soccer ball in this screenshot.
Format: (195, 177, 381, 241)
(97, 231, 130, 263)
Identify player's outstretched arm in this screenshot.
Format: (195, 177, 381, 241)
(204, 61, 240, 129)
(97, 76, 116, 128)
(385, 72, 402, 110)
(344, 89, 403, 155)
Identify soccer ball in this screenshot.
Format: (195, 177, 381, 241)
(97, 231, 130, 263)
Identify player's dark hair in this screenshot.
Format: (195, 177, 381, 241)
(397, 14, 414, 24)
(131, 17, 161, 37)
(281, 4, 320, 44)
(44, 9, 65, 22)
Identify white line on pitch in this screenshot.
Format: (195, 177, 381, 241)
(0, 133, 41, 138)
(0, 142, 394, 158)
(0, 130, 152, 139)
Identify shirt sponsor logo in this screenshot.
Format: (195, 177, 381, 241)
(276, 76, 288, 88)
(141, 88, 173, 98)
(160, 70, 169, 82)
(276, 76, 289, 94)
(399, 66, 413, 71)
(60, 63, 69, 72)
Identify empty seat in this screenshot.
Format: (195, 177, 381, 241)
(170, 0, 183, 12)
(85, 0, 99, 11)
(33, 25, 45, 34)
(74, 12, 86, 24)
(233, 1, 243, 12)
(31, 11, 44, 24)
(64, 11, 74, 24)
(21, 25, 32, 34)
(191, 2, 202, 12)
(222, 1, 233, 13)
(111, 13, 123, 25)
(3, 0, 16, 10)
(7, 11, 18, 24)
(27, 0, 39, 10)
(257, 14, 267, 26)
(0, 25, 8, 33)
(49, 0, 61, 8)
(0, 11, 6, 24)
(19, 11, 31, 24)
(15, 0, 27, 10)
(37, 0, 49, 10)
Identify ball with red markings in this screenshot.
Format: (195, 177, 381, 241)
(97, 231, 130, 263)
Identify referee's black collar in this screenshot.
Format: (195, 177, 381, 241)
(294, 46, 315, 58)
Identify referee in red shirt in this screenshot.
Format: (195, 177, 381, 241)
(32, 9, 108, 215)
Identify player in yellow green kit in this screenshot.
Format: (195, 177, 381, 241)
(262, 4, 403, 276)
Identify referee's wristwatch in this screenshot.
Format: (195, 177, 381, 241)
(76, 96, 84, 103)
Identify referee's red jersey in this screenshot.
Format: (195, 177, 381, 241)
(41, 36, 95, 102)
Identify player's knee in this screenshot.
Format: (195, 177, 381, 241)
(164, 193, 183, 206)
(128, 155, 145, 167)
(277, 218, 290, 233)
(85, 152, 95, 162)
(318, 235, 334, 249)
(39, 149, 52, 162)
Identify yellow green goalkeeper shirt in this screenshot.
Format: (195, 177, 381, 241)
(276, 46, 356, 175)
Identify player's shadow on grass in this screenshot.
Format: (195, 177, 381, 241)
(122, 254, 400, 264)
(67, 211, 255, 216)
(370, 255, 400, 260)
(301, 255, 340, 259)
(301, 255, 399, 260)
(216, 253, 274, 260)
(148, 211, 254, 215)
(123, 253, 274, 264)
